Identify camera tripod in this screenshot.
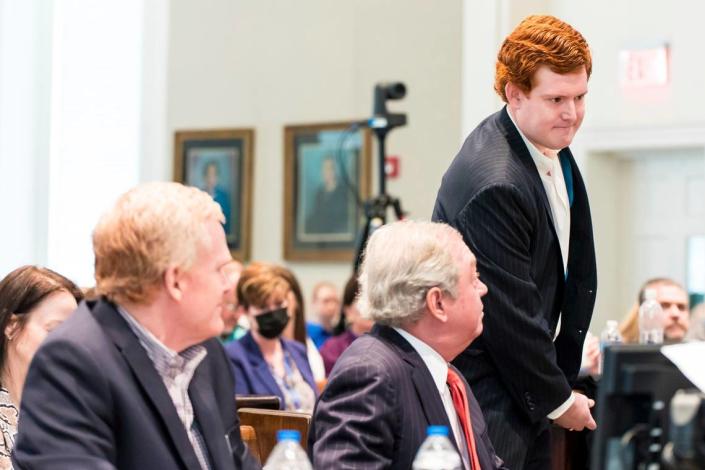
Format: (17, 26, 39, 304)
(352, 82, 408, 272)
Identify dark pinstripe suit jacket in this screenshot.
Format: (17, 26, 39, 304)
(309, 325, 506, 469)
(432, 107, 597, 431)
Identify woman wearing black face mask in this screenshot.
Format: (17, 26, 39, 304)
(224, 262, 317, 412)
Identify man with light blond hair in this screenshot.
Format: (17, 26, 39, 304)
(13, 182, 259, 469)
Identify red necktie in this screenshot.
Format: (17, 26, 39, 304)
(447, 368, 482, 470)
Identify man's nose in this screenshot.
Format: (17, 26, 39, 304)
(561, 101, 577, 121)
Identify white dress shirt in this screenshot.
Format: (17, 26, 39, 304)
(394, 328, 471, 470)
(506, 109, 576, 420)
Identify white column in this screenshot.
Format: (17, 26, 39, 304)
(47, 0, 144, 286)
(0, 0, 52, 277)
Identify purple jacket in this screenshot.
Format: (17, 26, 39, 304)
(319, 330, 357, 375)
(225, 331, 318, 409)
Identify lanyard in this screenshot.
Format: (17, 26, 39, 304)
(271, 350, 303, 411)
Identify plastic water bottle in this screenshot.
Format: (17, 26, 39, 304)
(598, 320, 623, 375)
(639, 288, 664, 344)
(263, 429, 312, 470)
(412, 425, 462, 470)
(600, 320, 623, 348)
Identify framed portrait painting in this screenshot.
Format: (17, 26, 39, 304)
(284, 122, 372, 261)
(174, 128, 254, 261)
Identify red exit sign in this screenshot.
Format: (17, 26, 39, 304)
(619, 44, 670, 88)
(385, 156, 400, 179)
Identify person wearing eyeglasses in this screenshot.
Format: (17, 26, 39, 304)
(225, 262, 318, 413)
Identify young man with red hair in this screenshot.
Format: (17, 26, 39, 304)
(433, 15, 597, 469)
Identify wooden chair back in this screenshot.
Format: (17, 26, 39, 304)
(239, 425, 261, 463)
(238, 407, 311, 463)
(235, 394, 281, 410)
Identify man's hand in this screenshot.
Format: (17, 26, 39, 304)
(554, 392, 596, 431)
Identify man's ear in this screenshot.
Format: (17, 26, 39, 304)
(164, 264, 184, 302)
(505, 81, 524, 108)
(425, 287, 448, 323)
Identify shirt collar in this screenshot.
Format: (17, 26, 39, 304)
(393, 327, 448, 395)
(506, 106, 558, 176)
(116, 305, 206, 376)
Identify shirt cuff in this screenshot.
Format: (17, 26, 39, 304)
(547, 392, 575, 420)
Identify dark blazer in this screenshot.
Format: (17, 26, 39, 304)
(12, 299, 259, 470)
(432, 107, 597, 457)
(225, 331, 318, 409)
(309, 325, 506, 469)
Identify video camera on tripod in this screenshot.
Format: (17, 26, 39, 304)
(353, 82, 408, 271)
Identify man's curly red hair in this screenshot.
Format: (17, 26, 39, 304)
(495, 15, 592, 102)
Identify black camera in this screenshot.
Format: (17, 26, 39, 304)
(371, 82, 407, 130)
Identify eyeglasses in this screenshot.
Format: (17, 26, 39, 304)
(218, 260, 241, 286)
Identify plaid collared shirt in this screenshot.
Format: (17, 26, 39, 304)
(117, 306, 212, 470)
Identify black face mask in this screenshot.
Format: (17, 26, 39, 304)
(254, 307, 289, 339)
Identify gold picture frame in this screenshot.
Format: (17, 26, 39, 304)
(174, 128, 254, 261)
(284, 121, 371, 262)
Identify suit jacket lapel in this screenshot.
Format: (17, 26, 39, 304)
(499, 107, 566, 278)
(241, 333, 285, 400)
(564, 147, 595, 281)
(91, 299, 202, 470)
(374, 326, 460, 451)
(498, 107, 556, 226)
(190, 365, 231, 470)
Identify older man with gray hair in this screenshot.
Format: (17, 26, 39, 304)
(309, 220, 506, 470)
(13, 182, 259, 469)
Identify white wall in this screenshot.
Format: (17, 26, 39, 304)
(584, 145, 705, 331)
(46, 0, 144, 286)
(552, 0, 705, 129)
(550, 0, 705, 330)
(167, 0, 463, 314)
(0, 0, 153, 285)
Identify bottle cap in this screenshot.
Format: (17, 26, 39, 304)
(644, 288, 657, 301)
(276, 429, 301, 442)
(426, 425, 449, 436)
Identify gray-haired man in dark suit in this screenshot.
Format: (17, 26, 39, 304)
(310, 220, 506, 470)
